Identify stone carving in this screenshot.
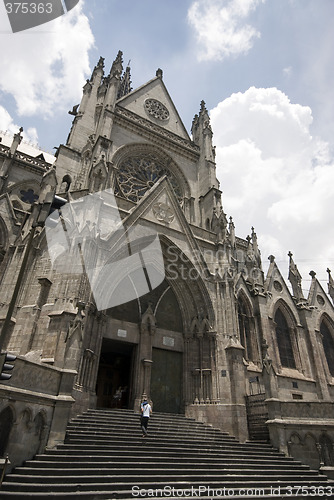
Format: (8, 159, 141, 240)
(115, 153, 182, 204)
(115, 107, 199, 157)
(152, 202, 174, 224)
(211, 205, 228, 243)
(144, 98, 169, 121)
(141, 302, 156, 335)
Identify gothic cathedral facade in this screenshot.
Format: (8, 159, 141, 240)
(1, 51, 334, 472)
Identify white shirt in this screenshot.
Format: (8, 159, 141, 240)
(141, 403, 151, 417)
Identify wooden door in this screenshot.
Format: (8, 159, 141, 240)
(151, 348, 182, 413)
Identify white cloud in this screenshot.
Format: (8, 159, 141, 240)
(187, 0, 265, 61)
(0, 105, 38, 143)
(210, 87, 334, 286)
(0, 1, 94, 117)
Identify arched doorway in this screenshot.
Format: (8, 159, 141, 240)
(94, 237, 215, 414)
(97, 278, 184, 412)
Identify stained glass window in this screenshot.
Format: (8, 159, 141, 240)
(275, 309, 296, 369)
(238, 300, 253, 361)
(321, 321, 334, 377)
(115, 153, 182, 204)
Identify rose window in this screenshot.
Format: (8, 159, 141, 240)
(144, 99, 169, 121)
(115, 154, 183, 204)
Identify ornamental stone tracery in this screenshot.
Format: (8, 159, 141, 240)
(115, 153, 183, 204)
(152, 202, 175, 224)
(144, 99, 169, 121)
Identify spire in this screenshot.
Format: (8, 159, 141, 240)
(96, 50, 124, 139)
(117, 62, 132, 99)
(191, 114, 199, 143)
(251, 226, 262, 269)
(229, 217, 235, 248)
(191, 100, 215, 164)
(288, 251, 304, 300)
(92, 56, 105, 79)
(109, 50, 123, 79)
(65, 57, 105, 150)
(88, 56, 105, 89)
(327, 268, 334, 304)
(96, 56, 105, 69)
(199, 101, 213, 132)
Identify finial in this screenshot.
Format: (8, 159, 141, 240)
(268, 255, 275, 263)
(97, 56, 105, 68)
(288, 251, 293, 259)
(288, 252, 304, 300)
(309, 270, 316, 279)
(110, 50, 123, 78)
(156, 68, 163, 78)
(118, 60, 133, 99)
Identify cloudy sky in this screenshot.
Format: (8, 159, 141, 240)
(0, 0, 333, 295)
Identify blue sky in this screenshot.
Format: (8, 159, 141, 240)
(0, 0, 333, 294)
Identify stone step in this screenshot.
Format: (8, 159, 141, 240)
(66, 421, 233, 436)
(1, 478, 334, 500)
(1, 408, 333, 499)
(65, 426, 234, 442)
(12, 464, 313, 476)
(54, 441, 290, 457)
(1, 474, 334, 495)
(26, 457, 306, 468)
(64, 432, 238, 447)
(63, 434, 284, 454)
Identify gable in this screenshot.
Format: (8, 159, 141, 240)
(116, 176, 210, 278)
(307, 276, 334, 311)
(117, 76, 190, 141)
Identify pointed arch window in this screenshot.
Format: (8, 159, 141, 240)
(275, 309, 296, 369)
(238, 300, 254, 361)
(320, 320, 334, 377)
(238, 298, 258, 363)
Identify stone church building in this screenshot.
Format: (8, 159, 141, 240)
(1, 51, 334, 473)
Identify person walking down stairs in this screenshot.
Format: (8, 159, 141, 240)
(140, 399, 152, 437)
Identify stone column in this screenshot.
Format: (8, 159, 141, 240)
(225, 337, 247, 440)
(133, 304, 156, 410)
(142, 358, 153, 401)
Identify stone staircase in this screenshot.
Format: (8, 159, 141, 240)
(1, 408, 333, 499)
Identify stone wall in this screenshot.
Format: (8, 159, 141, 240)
(0, 355, 76, 471)
(266, 399, 334, 471)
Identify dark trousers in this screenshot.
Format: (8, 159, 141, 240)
(141, 416, 149, 435)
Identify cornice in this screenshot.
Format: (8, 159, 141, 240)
(236, 236, 248, 248)
(114, 106, 200, 161)
(0, 143, 53, 174)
